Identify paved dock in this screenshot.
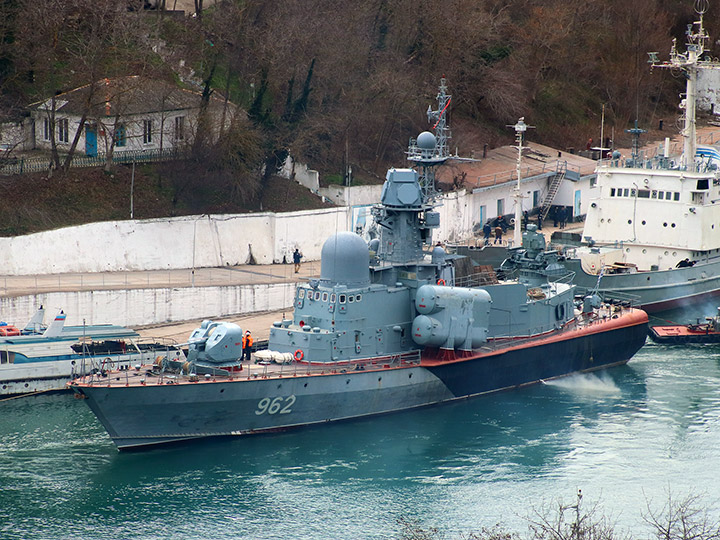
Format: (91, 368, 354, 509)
(0, 260, 320, 297)
(0, 261, 320, 343)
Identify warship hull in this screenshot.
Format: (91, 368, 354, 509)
(559, 258, 720, 313)
(72, 310, 647, 449)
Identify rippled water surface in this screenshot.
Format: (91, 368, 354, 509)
(2, 341, 720, 539)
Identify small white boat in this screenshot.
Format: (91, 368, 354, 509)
(1, 306, 183, 398)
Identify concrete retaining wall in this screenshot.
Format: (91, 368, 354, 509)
(0, 208, 350, 276)
(0, 282, 297, 328)
(0, 190, 482, 276)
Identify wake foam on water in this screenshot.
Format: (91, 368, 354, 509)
(542, 372, 621, 395)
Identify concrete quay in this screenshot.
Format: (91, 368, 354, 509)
(0, 261, 319, 336)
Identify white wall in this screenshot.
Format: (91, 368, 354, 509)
(0, 174, 594, 277)
(318, 185, 383, 206)
(0, 282, 296, 328)
(0, 208, 350, 276)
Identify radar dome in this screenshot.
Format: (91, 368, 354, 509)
(416, 131, 437, 150)
(321, 232, 370, 287)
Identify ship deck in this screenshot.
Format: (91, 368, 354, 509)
(71, 305, 646, 390)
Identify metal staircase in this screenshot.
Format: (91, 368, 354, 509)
(540, 161, 567, 220)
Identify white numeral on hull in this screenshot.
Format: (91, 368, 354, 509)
(255, 395, 296, 415)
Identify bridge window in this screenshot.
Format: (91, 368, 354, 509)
(322, 292, 328, 302)
(298, 289, 305, 299)
(339, 294, 346, 304)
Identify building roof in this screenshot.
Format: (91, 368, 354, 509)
(438, 142, 598, 190)
(29, 76, 227, 117)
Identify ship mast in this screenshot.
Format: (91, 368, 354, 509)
(649, 0, 720, 171)
(509, 118, 534, 247)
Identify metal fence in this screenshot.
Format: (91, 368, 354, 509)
(0, 148, 183, 176)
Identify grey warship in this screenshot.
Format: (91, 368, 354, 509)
(70, 81, 648, 450)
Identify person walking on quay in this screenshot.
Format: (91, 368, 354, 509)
(242, 330, 253, 362)
(293, 248, 303, 273)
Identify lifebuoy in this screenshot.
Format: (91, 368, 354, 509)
(294, 349, 304, 361)
(555, 303, 565, 321)
(437, 279, 446, 286)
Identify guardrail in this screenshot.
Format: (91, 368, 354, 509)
(0, 148, 183, 176)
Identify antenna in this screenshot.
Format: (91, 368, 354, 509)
(648, 0, 720, 171)
(507, 117, 535, 248)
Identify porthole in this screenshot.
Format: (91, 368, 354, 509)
(642, 249, 647, 254)
(671, 223, 676, 228)
(642, 220, 646, 225)
(663, 222, 668, 227)
(664, 251, 669, 255)
(626, 248, 631, 253)
(628, 219, 632, 224)
(348, 296, 355, 303)
(672, 251, 677, 256)
(600, 218, 605, 223)
(356, 294, 362, 302)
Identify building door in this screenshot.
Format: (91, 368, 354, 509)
(85, 124, 97, 157)
(479, 205, 486, 226)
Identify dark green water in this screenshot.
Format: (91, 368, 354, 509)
(2, 341, 720, 539)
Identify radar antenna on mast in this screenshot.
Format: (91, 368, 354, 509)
(648, 0, 720, 171)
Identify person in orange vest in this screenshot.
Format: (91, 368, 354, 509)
(242, 330, 253, 362)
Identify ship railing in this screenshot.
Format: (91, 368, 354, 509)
(572, 287, 641, 308)
(249, 350, 423, 379)
(71, 337, 183, 384)
(75, 349, 425, 386)
(454, 271, 500, 288)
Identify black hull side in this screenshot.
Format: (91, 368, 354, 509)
(426, 316, 648, 397)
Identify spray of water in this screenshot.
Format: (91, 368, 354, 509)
(542, 372, 621, 395)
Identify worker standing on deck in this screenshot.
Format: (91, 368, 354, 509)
(242, 330, 253, 362)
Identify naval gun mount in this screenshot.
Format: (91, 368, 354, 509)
(500, 224, 574, 287)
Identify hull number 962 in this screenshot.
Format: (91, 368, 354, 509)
(255, 395, 296, 415)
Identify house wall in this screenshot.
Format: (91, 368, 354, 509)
(30, 104, 237, 156)
(0, 121, 27, 151)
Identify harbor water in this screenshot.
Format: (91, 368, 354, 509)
(2, 339, 720, 539)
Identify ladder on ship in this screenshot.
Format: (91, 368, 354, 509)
(539, 161, 567, 220)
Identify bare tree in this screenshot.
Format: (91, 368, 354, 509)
(644, 492, 720, 540)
